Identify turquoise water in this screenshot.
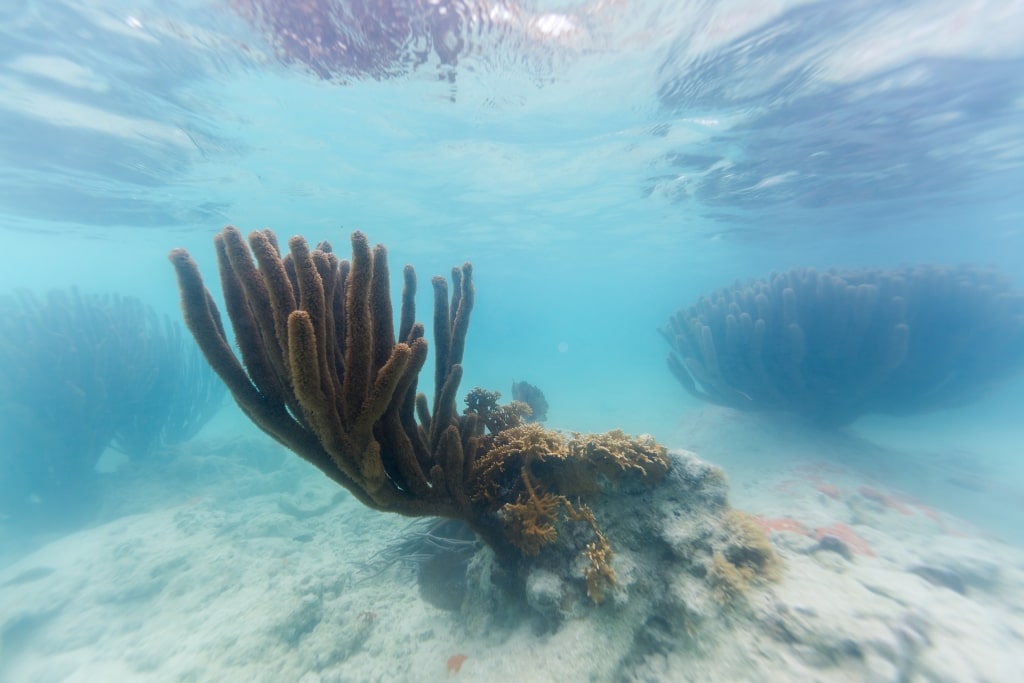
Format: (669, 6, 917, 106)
(2, 1, 1024, 675)
(3, 2, 1023, 517)
(3, 0, 1024, 515)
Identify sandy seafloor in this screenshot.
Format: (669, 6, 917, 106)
(1, 405, 1023, 683)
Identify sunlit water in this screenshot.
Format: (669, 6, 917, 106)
(2, 0, 1024, 660)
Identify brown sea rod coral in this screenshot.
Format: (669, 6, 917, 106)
(168, 227, 670, 583)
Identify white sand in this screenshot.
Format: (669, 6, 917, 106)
(2, 409, 1023, 682)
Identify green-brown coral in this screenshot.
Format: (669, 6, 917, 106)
(499, 471, 560, 556)
(468, 424, 669, 503)
(565, 500, 616, 604)
(708, 509, 782, 602)
(465, 422, 668, 600)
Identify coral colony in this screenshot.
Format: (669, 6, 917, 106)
(0, 289, 224, 528)
(661, 265, 1024, 426)
(170, 228, 777, 610)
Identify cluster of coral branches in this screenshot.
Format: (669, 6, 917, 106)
(170, 228, 668, 577)
(0, 289, 224, 525)
(661, 265, 1024, 426)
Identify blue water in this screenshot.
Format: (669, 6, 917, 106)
(1, 0, 1024, 675)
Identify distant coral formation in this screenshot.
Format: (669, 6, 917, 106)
(661, 265, 1024, 426)
(0, 289, 224, 527)
(511, 380, 549, 422)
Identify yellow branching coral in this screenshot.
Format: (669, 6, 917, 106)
(469, 423, 568, 504)
(500, 471, 561, 556)
(565, 500, 616, 604)
(468, 425, 669, 500)
(468, 422, 662, 603)
(463, 387, 532, 433)
(500, 480, 619, 602)
(567, 429, 670, 485)
(584, 538, 616, 605)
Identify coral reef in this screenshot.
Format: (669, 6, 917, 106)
(169, 228, 671, 572)
(511, 380, 549, 422)
(463, 387, 531, 434)
(661, 265, 1024, 426)
(462, 448, 781, 631)
(0, 288, 224, 528)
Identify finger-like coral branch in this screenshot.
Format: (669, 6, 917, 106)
(171, 230, 470, 517)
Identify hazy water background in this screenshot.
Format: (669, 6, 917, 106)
(2, 0, 1023, 538)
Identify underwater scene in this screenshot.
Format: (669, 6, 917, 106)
(1, 0, 1023, 680)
